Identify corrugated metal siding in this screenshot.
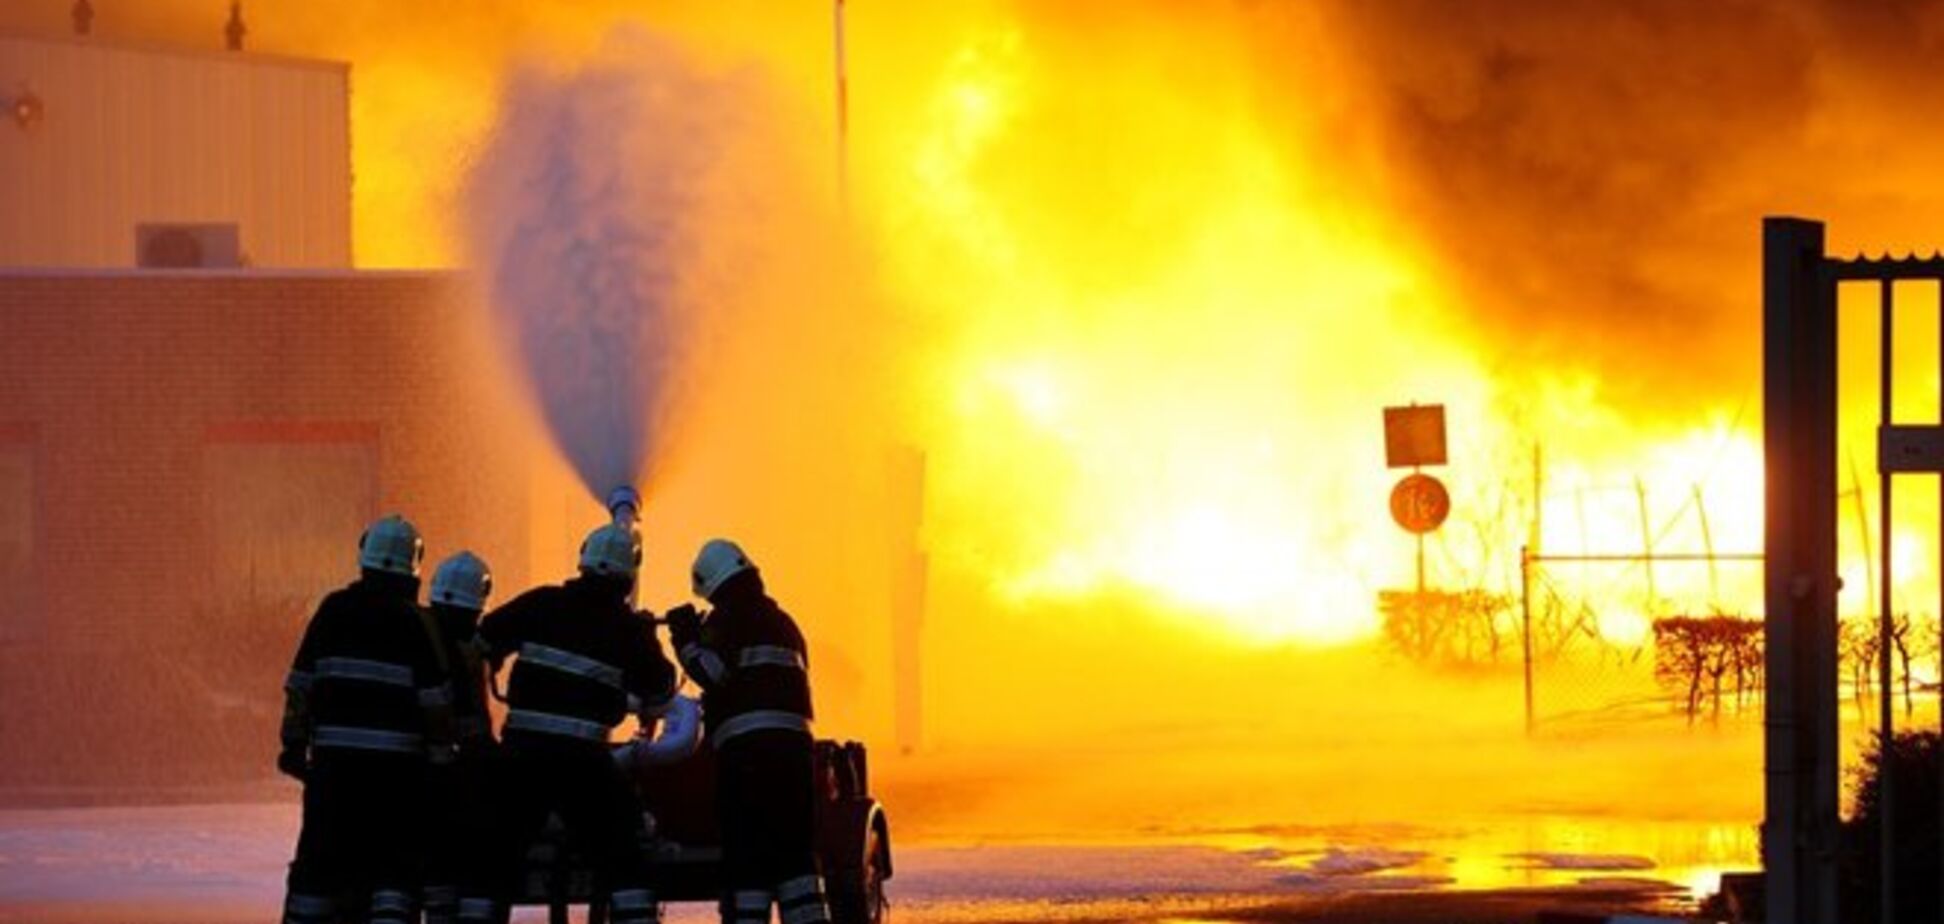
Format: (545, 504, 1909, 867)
(0, 35, 350, 268)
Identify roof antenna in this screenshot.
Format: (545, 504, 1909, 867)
(224, 1, 247, 52)
(71, 0, 94, 36)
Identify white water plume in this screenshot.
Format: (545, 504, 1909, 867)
(464, 29, 757, 502)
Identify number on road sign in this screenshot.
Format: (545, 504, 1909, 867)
(1390, 473, 1450, 534)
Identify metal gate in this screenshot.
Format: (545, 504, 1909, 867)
(1763, 216, 1944, 924)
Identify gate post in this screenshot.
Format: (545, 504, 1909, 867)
(1762, 216, 1841, 924)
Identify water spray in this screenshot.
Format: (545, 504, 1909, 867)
(466, 35, 747, 537)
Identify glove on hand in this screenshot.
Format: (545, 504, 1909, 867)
(665, 603, 702, 640)
(276, 747, 309, 782)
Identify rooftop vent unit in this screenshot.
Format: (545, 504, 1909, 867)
(136, 223, 242, 269)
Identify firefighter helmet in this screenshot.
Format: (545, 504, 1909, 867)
(580, 523, 642, 578)
(358, 515, 424, 577)
(691, 538, 754, 600)
(430, 551, 493, 610)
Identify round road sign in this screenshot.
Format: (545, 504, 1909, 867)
(1390, 473, 1450, 534)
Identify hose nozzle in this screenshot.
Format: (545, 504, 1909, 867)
(607, 485, 642, 528)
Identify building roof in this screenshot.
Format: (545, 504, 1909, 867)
(0, 267, 452, 281)
(0, 28, 348, 74)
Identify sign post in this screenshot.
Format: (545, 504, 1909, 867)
(1384, 404, 1449, 596)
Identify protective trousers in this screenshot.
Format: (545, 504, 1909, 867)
(422, 749, 495, 924)
(718, 730, 830, 924)
(459, 736, 657, 924)
(282, 753, 424, 924)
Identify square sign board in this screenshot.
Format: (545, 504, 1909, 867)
(1384, 404, 1447, 469)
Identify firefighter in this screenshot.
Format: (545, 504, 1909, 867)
(419, 551, 496, 924)
(279, 514, 455, 924)
(666, 539, 830, 924)
(458, 522, 676, 924)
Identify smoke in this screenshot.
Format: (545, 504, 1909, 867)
(1316, 0, 1944, 407)
(461, 30, 767, 501)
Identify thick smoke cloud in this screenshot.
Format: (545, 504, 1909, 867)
(1315, 0, 1944, 406)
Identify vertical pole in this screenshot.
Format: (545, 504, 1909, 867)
(1637, 477, 1658, 610)
(833, 0, 850, 216)
(1521, 543, 1535, 736)
(1694, 483, 1720, 604)
(1812, 226, 1842, 924)
(1852, 454, 1878, 654)
(1532, 443, 1546, 552)
(1525, 443, 1543, 737)
(1849, 454, 1878, 717)
(1576, 485, 1591, 586)
(1416, 534, 1427, 596)
(1936, 281, 1944, 924)
(1762, 217, 1841, 924)
(1414, 465, 1428, 596)
(887, 447, 927, 756)
(1878, 279, 1898, 924)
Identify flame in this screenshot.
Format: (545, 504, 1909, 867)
(864, 12, 1473, 643)
(852, 8, 1798, 647)
(837, 6, 1944, 652)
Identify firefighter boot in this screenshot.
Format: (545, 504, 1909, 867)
(423, 884, 460, 924)
(370, 887, 417, 924)
(610, 887, 659, 924)
(777, 875, 832, 924)
(725, 889, 772, 924)
(280, 890, 336, 924)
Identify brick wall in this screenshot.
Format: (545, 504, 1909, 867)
(0, 270, 535, 794)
